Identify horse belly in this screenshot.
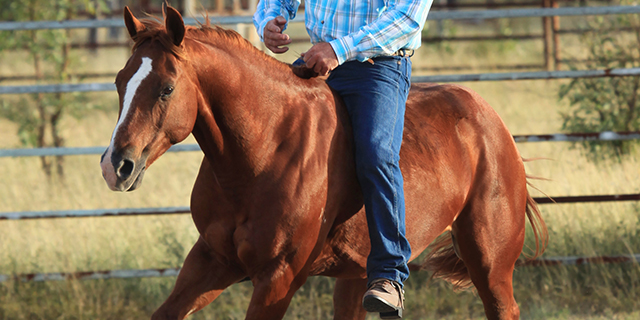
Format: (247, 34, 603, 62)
(308, 210, 370, 278)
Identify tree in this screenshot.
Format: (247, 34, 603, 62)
(559, 0, 640, 160)
(0, 0, 108, 176)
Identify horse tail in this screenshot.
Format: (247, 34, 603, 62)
(416, 233, 474, 290)
(413, 182, 548, 290)
(522, 185, 549, 260)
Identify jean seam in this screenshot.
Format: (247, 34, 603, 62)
(386, 66, 403, 273)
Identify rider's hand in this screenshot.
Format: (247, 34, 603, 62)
(263, 16, 291, 54)
(302, 42, 339, 76)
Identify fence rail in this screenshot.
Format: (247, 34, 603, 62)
(0, 144, 200, 158)
(3, 67, 640, 95)
(0, 62, 544, 82)
(0, 83, 115, 94)
(0, 15, 271, 31)
(1, 253, 637, 283)
(3, 193, 640, 220)
(513, 131, 640, 143)
(0, 207, 190, 220)
(2, 6, 640, 31)
(2, 131, 639, 220)
(2, 131, 639, 158)
(413, 67, 640, 83)
(517, 253, 640, 266)
(0, 268, 181, 283)
(534, 194, 640, 204)
(3, 5, 640, 95)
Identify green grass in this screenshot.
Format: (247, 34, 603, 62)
(1, 17, 640, 319)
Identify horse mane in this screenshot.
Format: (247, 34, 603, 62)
(130, 14, 319, 78)
(132, 17, 254, 58)
(130, 17, 186, 59)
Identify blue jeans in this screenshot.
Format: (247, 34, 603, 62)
(325, 56, 412, 287)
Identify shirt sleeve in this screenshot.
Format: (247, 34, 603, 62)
(253, 0, 301, 41)
(329, 0, 434, 64)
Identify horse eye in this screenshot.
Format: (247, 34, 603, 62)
(160, 86, 174, 98)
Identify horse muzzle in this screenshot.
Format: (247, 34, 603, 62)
(100, 146, 147, 192)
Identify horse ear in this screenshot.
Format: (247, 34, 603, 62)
(164, 5, 185, 46)
(123, 6, 146, 39)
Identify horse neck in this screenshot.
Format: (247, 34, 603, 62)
(186, 38, 324, 183)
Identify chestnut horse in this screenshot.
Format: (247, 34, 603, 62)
(100, 5, 547, 320)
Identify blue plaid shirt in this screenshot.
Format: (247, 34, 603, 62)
(253, 0, 433, 64)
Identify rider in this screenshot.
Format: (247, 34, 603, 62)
(253, 0, 432, 318)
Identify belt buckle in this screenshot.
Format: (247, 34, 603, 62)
(394, 49, 414, 57)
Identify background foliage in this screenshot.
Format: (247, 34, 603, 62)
(559, 0, 640, 160)
(0, 0, 109, 175)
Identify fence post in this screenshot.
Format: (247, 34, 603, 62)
(246, 0, 262, 48)
(216, 0, 225, 14)
(233, 0, 242, 14)
(88, 0, 101, 52)
(552, 0, 561, 70)
(542, 0, 554, 71)
(183, 0, 196, 17)
(140, 0, 151, 13)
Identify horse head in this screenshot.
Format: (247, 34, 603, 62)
(100, 5, 197, 191)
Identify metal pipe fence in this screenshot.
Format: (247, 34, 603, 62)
(1, 253, 638, 283)
(2, 131, 639, 158)
(3, 193, 640, 220)
(0, 268, 181, 283)
(411, 67, 640, 83)
(0, 143, 200, 158)
(3, 5, 640, 96)
(517, 253, 640, 266)
(0, 207, 190, 220)
(3, 67, 640, 95)
(0, 62, 544, 82)
(1, 4, 639, 284)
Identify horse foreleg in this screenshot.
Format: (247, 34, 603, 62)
(243, 261, 311, 320)
(333, 278, 368, 320)
(151, 237, 245, 320)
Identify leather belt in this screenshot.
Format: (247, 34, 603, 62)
(391, 48, 414, 57)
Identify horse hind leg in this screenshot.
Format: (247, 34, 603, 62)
(333, 278, 368, 320)
(452, 180, 528, 320)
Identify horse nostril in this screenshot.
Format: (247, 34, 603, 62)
(117, 159, 135, 180)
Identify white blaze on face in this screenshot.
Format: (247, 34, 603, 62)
(101, 57, 154, 190)
(112, 56, 154, 144)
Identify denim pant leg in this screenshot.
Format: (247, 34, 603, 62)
(326, 56, 412, 287)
